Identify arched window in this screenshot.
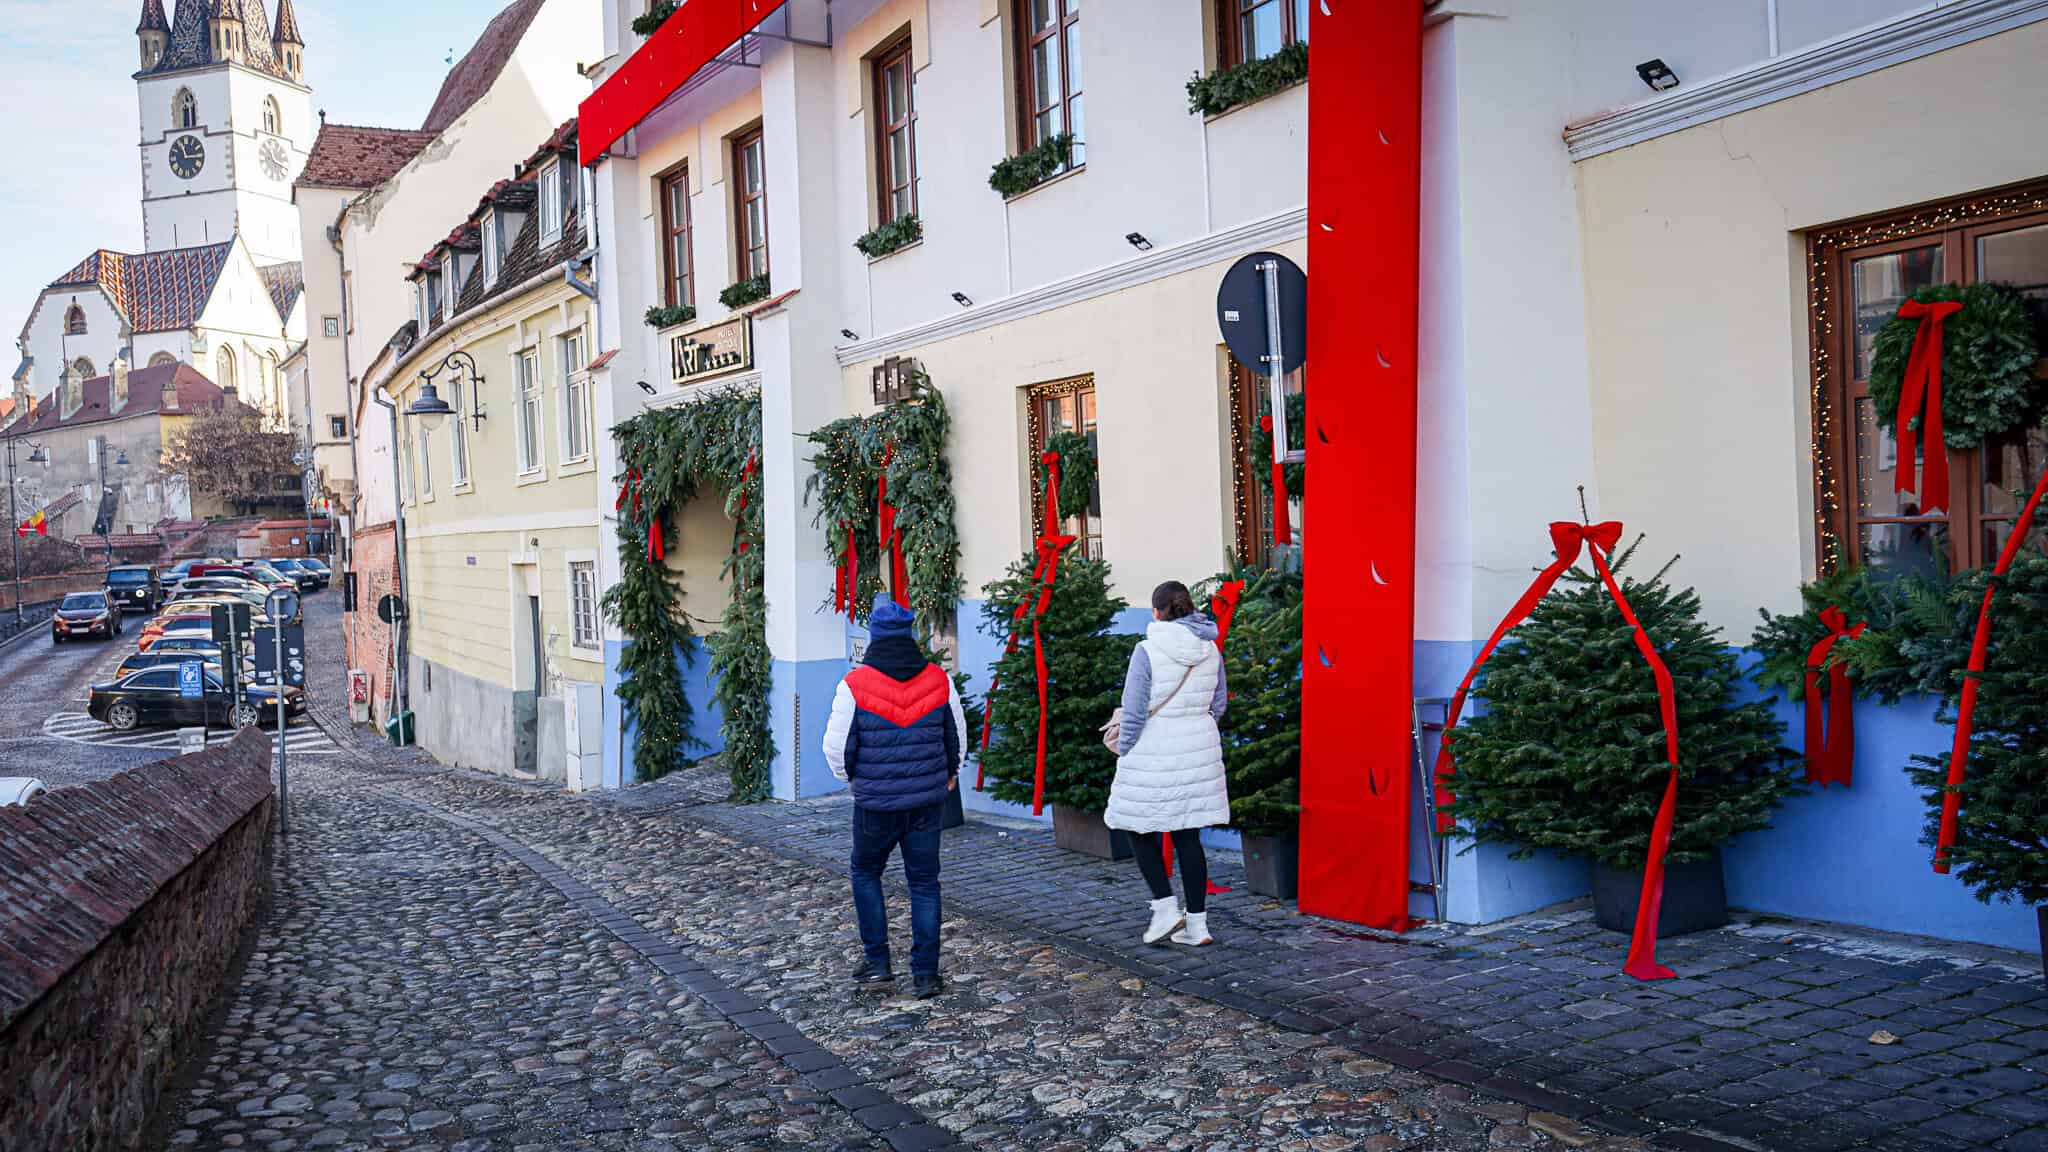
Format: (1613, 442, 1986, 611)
(72, 358, 95, 379)
(215, 347, 237, 394)
(148, 352, 178, 368)
(262, 97, 281, 136)
(173, 88, 197, 130)
(64, 304, 86, 335)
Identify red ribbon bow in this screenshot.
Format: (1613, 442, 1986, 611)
(1893, 300, 1964, 515)
(1803, 606, 1866, 789)
(1434, 520, 1683, 981)
(1260, 415, 1293, 548)
(1937, 462, 2048, 872)
(976, 452, 1076, 814)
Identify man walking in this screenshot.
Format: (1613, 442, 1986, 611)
(823, 596, 966, 999)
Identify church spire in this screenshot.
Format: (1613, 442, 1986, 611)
(272, 0, 304, 81)
(209, 0, 246, 65)
(137, 0, 169, 70)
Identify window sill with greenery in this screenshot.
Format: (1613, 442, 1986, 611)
(645, 304, 697, 330)
(855, 215, 922, 260)
(719, 276, 772, 311)
(632, 2, 677, 37)
(988, 134, 1077, 200)
(1189, 42, 1307, 119)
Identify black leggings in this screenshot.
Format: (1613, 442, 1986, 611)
(1131, 829, 1208, 913)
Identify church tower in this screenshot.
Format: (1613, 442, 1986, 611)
(135, 0, 311, 265)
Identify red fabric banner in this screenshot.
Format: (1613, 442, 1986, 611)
(1260, 415, 1293, 548)
(1297, 0, 1422, 935)
(878, 445, 909, 608)
(1936, 461, 2048, 872)
(579, 0, 786, 167)
(1803, 607, 1866, 788)
(1892, 300, 1963, 515)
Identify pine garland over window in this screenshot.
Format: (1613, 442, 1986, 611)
(604, 387, 774, 800)
(1867, 282, 2042, 449)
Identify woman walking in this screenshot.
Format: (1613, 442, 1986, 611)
(1104, 580, 1230, 946)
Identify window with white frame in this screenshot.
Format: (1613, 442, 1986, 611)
(570, 561, 599, 650)
(539, 159, 563, 244)
(414, 280, 427, 331)
(449, 374, 471, 486)
(426, 270, 443, 326)
(483, 211, 502, 282)
(417, 421, 433, 499)
(400, 415, 415, 503)
(559, 328, 589, 463)
(516, 348, 542, 473)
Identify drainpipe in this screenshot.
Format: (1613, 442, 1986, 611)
(370, 386, 410, 726)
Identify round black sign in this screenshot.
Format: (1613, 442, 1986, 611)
(377, 593, 406, 623)
(1216, 251, 1307, 378)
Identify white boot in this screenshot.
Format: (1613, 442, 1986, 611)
(1142, 896, 1183, 945)
(1172, 912, 1213, 946)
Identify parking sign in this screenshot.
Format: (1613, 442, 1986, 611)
(179, 660, 204, 699)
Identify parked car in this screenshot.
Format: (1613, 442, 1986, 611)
(161, 557, 230, 594)
(115, 644, 246, 681)
(87, 666, 305, 732)
(179, 575, 262, 596)
(243, 563, 301, 596)
(103, 565, 161, 612)
(298, 557, 332, 585)
(269, 559, 323, 591)
(52, 592, 122, 643)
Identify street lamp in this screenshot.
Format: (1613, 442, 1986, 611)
(95, 437, 128, 568)
(5, 436, 49, 626)
(413, 349, 485, 431)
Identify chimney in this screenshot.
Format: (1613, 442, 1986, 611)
(112, 356, 131, 411)
(60, 362, 83, 421)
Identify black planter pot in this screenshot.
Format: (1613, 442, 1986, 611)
(1241, 834, 1299, 900)
(941, 784, 965, 830)
(1052, 804, 1132, 860)
(1592, 850, 1729, 939)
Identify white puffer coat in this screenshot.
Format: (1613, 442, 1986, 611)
(1103, 619, 1231, 833)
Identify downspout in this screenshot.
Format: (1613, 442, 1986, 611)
(370, 385, 410, 726)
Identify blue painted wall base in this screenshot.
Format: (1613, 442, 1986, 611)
(770, 656, 850, 800)
(603, 636, 726, 788)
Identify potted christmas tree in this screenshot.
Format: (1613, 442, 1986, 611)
(1213, 568, 1303, 898)
(1904, 554, 2048, 982)
(977, 547, 1137, 858)
(1446, 542, 1796, 937)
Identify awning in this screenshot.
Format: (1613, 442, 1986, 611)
(579, 0, 787, 167)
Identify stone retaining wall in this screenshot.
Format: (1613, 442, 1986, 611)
(0, 729, 275, 1151)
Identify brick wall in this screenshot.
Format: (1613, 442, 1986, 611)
(0, 729, 274, 1151)
(347, 520, 398, 726)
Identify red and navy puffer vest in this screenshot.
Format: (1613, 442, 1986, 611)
(844, 662, 958, 811)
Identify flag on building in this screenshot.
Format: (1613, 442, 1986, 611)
(16, 510, 46, 537)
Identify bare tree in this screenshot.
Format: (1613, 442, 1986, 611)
(161, 403, 301, 515)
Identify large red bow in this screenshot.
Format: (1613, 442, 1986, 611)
(1893, 300, 1963, 515)
(1434, 520, 1682, 981)
(1803, 606, 1866, 788)
(1937, 462, 2048, 872)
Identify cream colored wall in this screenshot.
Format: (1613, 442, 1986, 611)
(393, 281, 602, 690)
(1576, 21, 2048, 634)
(838, 238, 1306, 602)
(664, 488, 737, 634)
(632, 87, 765, 318)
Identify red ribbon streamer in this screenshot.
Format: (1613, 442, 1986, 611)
(834, 521, 859, 618)
(615, 468, 663, 562)
(1433, 521, 1683, 981)
(736, 455, 757, 555)
(1937, 462, 2048, 872)
(975, 454, 1074, 808)
(1803, 607, 1866, 788)
(1164, 577, 1246, 894)
(878, 445, 909, 608)
(1893, 300, 1963, 515)
(1260, 415, 1293, 548)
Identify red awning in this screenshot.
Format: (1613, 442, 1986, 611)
(579, 0, 787, 167)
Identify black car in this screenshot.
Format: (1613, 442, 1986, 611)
(52, 592, 122, 643)
(299, 558, 332, 584)
(104, 565, 161, 611)
(269, 558, 323, 591)
(87, 665, 305, 732)
(114, 645, 250, 681)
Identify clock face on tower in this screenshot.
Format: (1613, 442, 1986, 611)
(260, 138, 289, 181)
(168, 134, 205, 180)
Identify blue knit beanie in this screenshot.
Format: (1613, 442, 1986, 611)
(869, 596, 915, 640)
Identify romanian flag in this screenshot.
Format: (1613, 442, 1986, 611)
(16, 510, 45, 537)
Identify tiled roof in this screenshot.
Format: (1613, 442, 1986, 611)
(137, 0, 169, 34)
(423, 122, 583, 336)
(296, 123, 437, 190)
(421, 0, 546, 134)
(152, 0, 295, 82)
(272, 0, 303, 45)
(49, 243, 234, 335)
(259, 262, 304, 321)
(12, 363, 227, 436)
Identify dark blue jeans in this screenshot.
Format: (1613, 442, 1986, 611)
(849, 800, 944, 977)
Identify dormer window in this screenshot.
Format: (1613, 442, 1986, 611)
(482, 211, 502, 282)
(426, 269, 443, 324)
(539, 159, 564, 244)
(414, 279, 428, 331)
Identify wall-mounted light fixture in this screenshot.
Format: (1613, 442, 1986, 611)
(1126, 232, 1152, 251)
(840, 329, 859, 340)
(1635, 58, 1679, 92)
(635, 379, 657, 395)
(951, 292, 972, 308)
(414, 349, 487, 431)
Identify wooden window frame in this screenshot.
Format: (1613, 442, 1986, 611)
(872, 36, 918, 226)
(1811, 177, 2048, 575)
(1216, 0, 1307, 70)
(1013, 0, 1082, 160)
(1025, 374, 1102, 560)
(658, 162, 694, 310)
(732, 128, 769, 283)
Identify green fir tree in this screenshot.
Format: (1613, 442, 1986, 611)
(1211, 568, 1302, 839)
(1445, 542, 1797, 867)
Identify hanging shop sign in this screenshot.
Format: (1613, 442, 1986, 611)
(871, 356, 923, 405)
(669, 315, 752, 389)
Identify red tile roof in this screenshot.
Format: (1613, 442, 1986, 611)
(422, 0, 547, 134)
(11, 363, 227, 435)
(49, 243, 236, 335)
(296, 123, 437, 190)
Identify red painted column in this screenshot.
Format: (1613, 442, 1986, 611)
(1297, 0, 1422, 930)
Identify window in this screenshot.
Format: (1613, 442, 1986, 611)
(400, 415, 415, 503)
(539, 159, 564, 244)
(262, 96, 281, 135)
(328, 415, 347, 439)
(416, 419, 432, 499)
(560, 328, 590, 463)
(1219, 0, 1308, 68)
(482, 211, 502, 283)
(173, 88, 197, 129)
(1016, 0, 1084, 167)
(215, 347, 236, 394)
(322, 315, 340, 338)
(1227, 357, 1303, 568)
(65, 304, 87, 335)
(414, 280, 427, 331)
(873, 38, 919, 225)
(1813, 184, 2048, 575)
(448, 373, 470, 487)
(659, 163, 694, 309)
(72, 358, 95, 380)
(516, 349, 542, 473)
(150, 351, 178, 368)
(570, 562, 599, 650)
(733, 129, 769, 282)
(1027, 375, 1102, 559)
(426, 270, 443, 326)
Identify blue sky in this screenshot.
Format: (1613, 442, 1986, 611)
(2, 0, 523, 356)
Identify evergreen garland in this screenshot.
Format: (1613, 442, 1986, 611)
(988, 133, 1074, 199)
(1187, 42, 1308, 117)
(604, 387, 775, 800)
(1445, 541, 1797, 867)
(644, 303, 696, 329)
(1867, 282, 2042, 449)
(1748, 565, 1952, 704)
(1201, 566, 1302, 839)
(978, 548, 1133, 812)
(854, 214, 922, 258)
(1038, 430, 1095, 523)
(720, 276, 771, 310)
(1249, 390, 1307, 497)
(1906, 553, 2048, 905)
